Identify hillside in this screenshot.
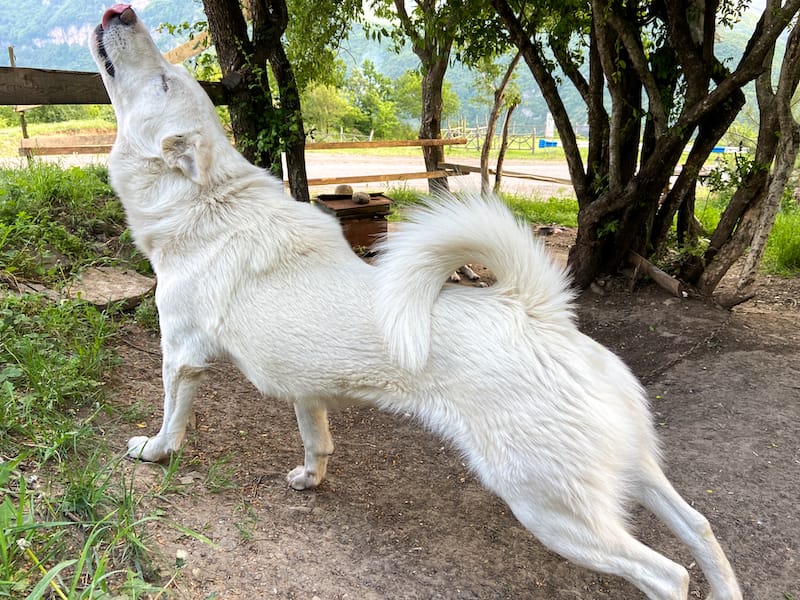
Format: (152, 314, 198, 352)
(0, 0, 205, 72)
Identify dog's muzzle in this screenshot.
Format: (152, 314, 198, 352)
(94, 4, 136, 78)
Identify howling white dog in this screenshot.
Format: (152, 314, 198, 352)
(90, 6, 741, 599)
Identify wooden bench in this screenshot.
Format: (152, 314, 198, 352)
(19, 133, 116, 157)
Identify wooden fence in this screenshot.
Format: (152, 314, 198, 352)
(0, 66, 225, 106)
(1, 66, 472, 187)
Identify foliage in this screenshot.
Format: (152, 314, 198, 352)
(394, 70, 460, 122)
(341, 60, 411, 138)
(0, 162, 143, 283)
(302, 83, 357, 136)
(0, 107, 16, 128)
(285, 0, 364, 90)
(23, 105, 115, 125)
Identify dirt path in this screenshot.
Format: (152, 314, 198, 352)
(106, 241, 800, 599)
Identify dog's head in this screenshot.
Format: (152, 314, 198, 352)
(89, 5, 225, 185)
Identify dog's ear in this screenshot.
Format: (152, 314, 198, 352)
(161, 132, 209, 185)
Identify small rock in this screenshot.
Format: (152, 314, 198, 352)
(352, 191, 371, 204)
(67, 266, 155, 310)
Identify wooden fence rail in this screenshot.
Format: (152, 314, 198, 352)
(0, 66, 226, 106)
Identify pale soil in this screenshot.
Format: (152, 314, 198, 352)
(103, 226, 799, 599)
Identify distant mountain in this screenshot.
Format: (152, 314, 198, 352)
(1, 0, 205, 72)
(1, 1, 772, 133)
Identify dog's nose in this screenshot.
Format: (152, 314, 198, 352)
(102, 4, 136, 30)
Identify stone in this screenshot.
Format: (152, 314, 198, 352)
(67, 266, 155, 310)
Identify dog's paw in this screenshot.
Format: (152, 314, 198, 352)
(127, 435, 168, 462)
(286, 466, 323, 490)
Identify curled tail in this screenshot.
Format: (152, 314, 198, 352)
(373, 192, 576, 371)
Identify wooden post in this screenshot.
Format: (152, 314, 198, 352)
(8, 47, 29, 141)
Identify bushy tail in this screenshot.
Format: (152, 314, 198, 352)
(373, 192, 576, 371)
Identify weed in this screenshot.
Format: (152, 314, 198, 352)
(133, 295, 160, 332)
(204, 457, 237, 494)
(234, 501, 259, 544)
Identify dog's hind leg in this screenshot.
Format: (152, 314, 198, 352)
(127, 359, 205, 462)
(287, 403, 334, 490)
(506, 497, 690, 599)
(637, 459, 742, 600)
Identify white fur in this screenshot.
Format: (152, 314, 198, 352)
(90, 10, 741, 599)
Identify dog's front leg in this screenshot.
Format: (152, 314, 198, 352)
(127, 357, 205, 462)
(287, 403, 334, 490)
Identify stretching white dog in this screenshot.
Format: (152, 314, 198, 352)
(90, 6, 741, 599)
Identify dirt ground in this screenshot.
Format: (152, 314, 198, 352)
(101, 224, 800, 600)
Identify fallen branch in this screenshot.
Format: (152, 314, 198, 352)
(627, 252, 687, 298)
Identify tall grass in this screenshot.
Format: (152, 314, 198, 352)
(764, 208, 800, 275)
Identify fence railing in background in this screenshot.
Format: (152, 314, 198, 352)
(0, 66, 226, 106)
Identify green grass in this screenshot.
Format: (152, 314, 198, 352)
(385, 187, 580, 227)
(764, 208, 800, 276)
(502, 193, 579, 227)
(695, 190, 800, 277)
(0, 293, 182, 598)
(0, 161, 149, 284)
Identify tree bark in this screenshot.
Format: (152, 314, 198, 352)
(419, 56, 450, 194)
(700, 9, 800, 295)
(393, 0, 453, 195)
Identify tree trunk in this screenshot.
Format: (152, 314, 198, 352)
(736, 120, 800, 293)
(699, 11, 800, 295)
(203, 0, 308, 198)
(252, 0, 309, 199)
(419, 56, 450, 194)
(494, 101, 519, 194)
(202, 0, 282, 172)
(268, 41, 310, 201)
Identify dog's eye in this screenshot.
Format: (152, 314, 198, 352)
(161, 74, 169, 92)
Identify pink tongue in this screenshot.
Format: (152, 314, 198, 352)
(102, 4, 132, 29)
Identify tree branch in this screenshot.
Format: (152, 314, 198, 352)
(599, 2, 667, 137)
